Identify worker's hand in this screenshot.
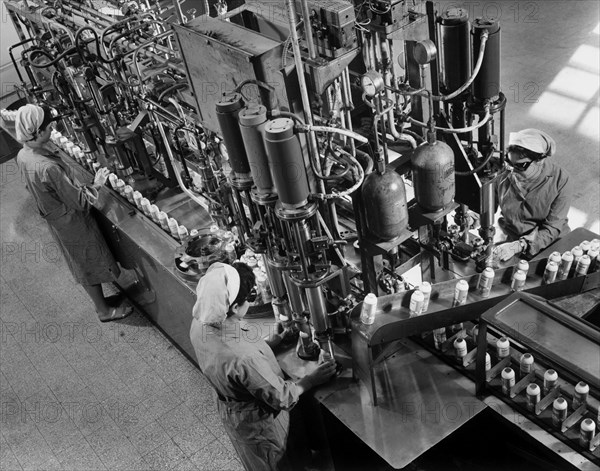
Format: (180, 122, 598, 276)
(93, 167, 110, 187)
(493, 240, 522, 262)
(307, 359, 337, 388)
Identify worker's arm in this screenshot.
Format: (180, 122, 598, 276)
(522, 174, 571, 257)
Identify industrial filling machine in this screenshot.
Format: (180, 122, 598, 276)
(1, 0, 599, 468)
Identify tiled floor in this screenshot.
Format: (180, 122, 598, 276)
(0, 159, 241, 470)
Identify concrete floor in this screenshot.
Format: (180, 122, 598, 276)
(1, 1, 599, 470)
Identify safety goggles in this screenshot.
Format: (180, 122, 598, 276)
(509, 159, 534, 172)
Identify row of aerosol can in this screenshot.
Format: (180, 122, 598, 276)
(237, 250, 273, 305)
(543, 240, 600, 283)
(491, 337, 599, 450)
(50, 130, 101, 173)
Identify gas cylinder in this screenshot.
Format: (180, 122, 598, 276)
(472, 18, 501, 103)
(215, 93, 251, 177)
(361, 169, 408, 240)
(238, 105, 275, 194)
(437, 8, 471, 96)
(263, 118, 309, 209)
(411, 137, 455, 212)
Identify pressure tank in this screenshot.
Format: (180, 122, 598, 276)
(472, 18, 501, 102)
(263, 118, 309, 209)
(361, 170, 408, 240)
(215, 93, 251, 177)
(411, 139, 455, 212)
(437, 8, 471, 96)
(238, 105, 275, 194)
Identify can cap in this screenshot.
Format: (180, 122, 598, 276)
(581, 418, 596, 432)
(420, 281, 432, 293)
(501, 367, 515, 379)
(572, 246, 583, 256)
(438, 7, 469, 25)
(265, 118, 295, 141)
(553, 397, 567, 410)
(545, 261, 558, 271)
(544, 369, 558, 381)
(364, 293, 377, 305)
(216, 93, 243, 113)
(520, 353, 534, 364)
(526, 383, 540, 395)
(239, 105, 267, 126)
(411, 290, 424, 301)
(575, 381, 589, 393)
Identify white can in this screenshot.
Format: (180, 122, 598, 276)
(108, 173, 118, 190)
(149, 205, 160, 223)
(526, 383, 540, 411)
(452, 279, 469, 307)
(123, 185, 134, 203)
(543, 369, 558, 395)
(573, 381, 589, 409)
(519, 353, 534, 375)
(478, 267, 494, 298)
(517, 259, 529, 276)
(557, 251, 574, 280)
(575, 255, 591, 276)
(360, 293, 378, 325)
(580, 418, 596, 448)
(140, 198, 151, 216)
(552, 397, 568, 428)
(409, 290, 425, 317)
(133, 191, 143, 209)
(511, 269, 526, 292)
(453, 337, 467, 359)
(116, 179, 125, 195)
(501, 367, 515, 395)
(178, 225, 189, 240)
(485, 352, 491, 371)
(549, 251, 562, 265)
(158, 211, 169, 230)
(590, 239, 600, 252)
(496, 337, 510, 359)
(420, 282, 432, 312)
(168, 218, 179, 238)
(543, 261, 558, 285)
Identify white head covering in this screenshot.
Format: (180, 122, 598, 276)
(15, 104, 45, 143)
(508, 128, 556, 158)
(192, 262, 240, 324)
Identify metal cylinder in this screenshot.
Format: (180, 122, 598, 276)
(215, 93, 251, 177)
(411, 139, 456, 212)
(361, 170, 409, 240)
(264, 256, 287, 298)
(238, 105, 275, 194)
(438, 8, 471, 96)
(283, 271, 305, 316)
(264, 118, 309, 209)
(472, 19, 501, 102)
(305, 286, 328, 334)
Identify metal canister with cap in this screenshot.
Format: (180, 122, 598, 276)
(238, 105, 275, 195)
(478, 267, 494, 298)
(215, 94, 251, 178)
(511, 269, 526, 292)
(421, 282, 432, 312)
(580, 418, 596, 448)
(526, 383, 540, 411)
(543, 369, 558, 395)
(409, 290, 425, 317)
(549, 251, 562, 265)
(517, 259, 529, 277)
(552, 397, 568, 428)
(543, 261, 558, 284)
(575, 254, 591, 276)
(571, 246, 584, 275)
(557, 251, 574, 280)
(573, 382, 589, 409)
(519, 353, 534, 376)
(501, 367, 515, 395)
(451, 279, 469, 331)
(264, 118, 309, 209)
(496, 337, 510, 359)
(360, 293, 378, 325)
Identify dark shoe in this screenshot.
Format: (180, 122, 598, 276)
(99, 304, 133, 323)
